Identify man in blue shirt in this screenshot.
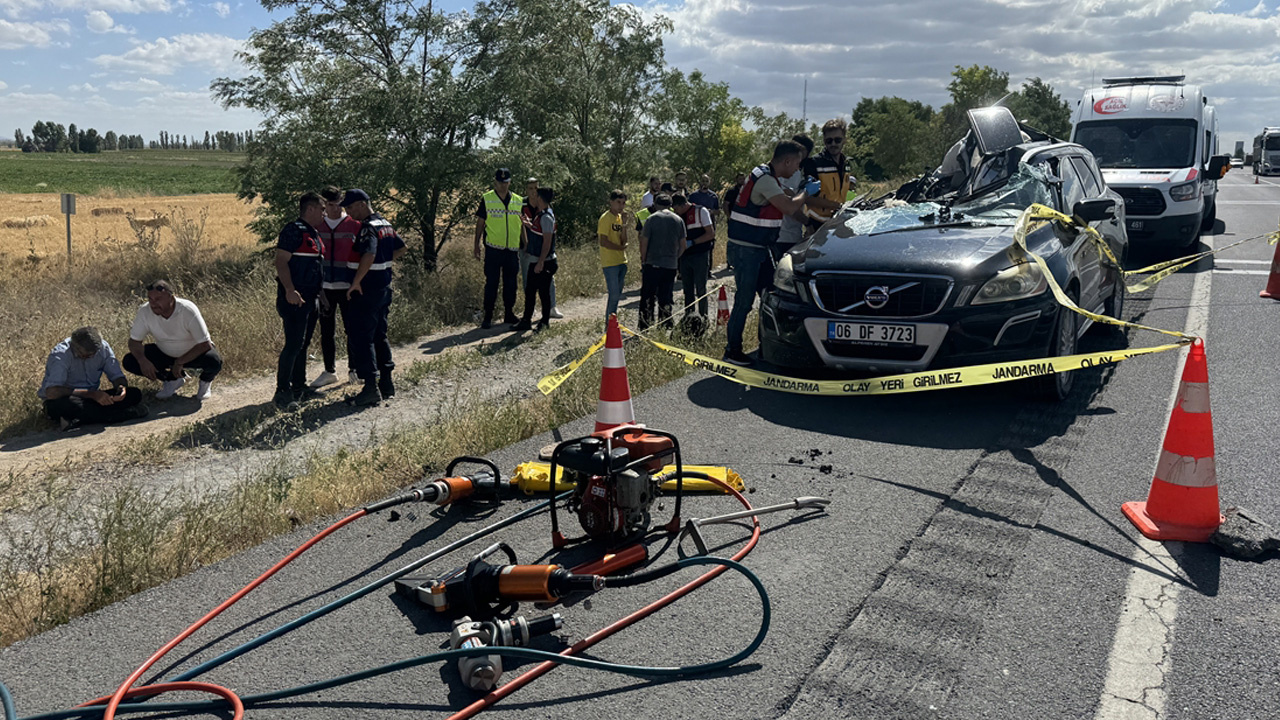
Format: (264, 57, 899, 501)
(342, 189, 407, 406)
(38, 326, 147, 430)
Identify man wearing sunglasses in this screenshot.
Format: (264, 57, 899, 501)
(805, 118, 855, 232)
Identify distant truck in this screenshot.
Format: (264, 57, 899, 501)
(1070, 76, 1230, 249)
(1252, 128, 1280, 176)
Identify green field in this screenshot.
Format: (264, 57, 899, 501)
(0, 150, 246, 195)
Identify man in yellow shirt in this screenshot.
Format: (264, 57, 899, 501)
(804, 118, 854, 231)
(597, 190, 630, 318)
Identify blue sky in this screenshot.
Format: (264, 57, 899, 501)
(2, 0, 1279, 150)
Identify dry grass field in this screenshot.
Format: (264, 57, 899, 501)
(0, 193, 259, 262)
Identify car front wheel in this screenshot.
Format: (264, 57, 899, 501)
(1034, 296, 1078, 401)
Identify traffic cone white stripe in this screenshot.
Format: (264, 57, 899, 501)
(1175, 381, 1210, 414)
(596, 399, 634, 423)
(603, 347, 626, 368)
(1155, 450, 1217, 488)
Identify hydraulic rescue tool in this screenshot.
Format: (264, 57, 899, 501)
(679, 497, 832, 555)
(395, 542, 603, 618)
(448, 614, 564, 691)
(547, 425, 685, 547)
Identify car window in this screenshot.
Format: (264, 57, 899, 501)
(1056, 157, 1086, 212)
(1070, 157, 1101, 198)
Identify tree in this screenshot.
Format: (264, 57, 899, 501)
(13, 128, 23, 146)
(68, 123, 79, 153)
(652, 69, 758, 184)
(203, 130, 211, 150)
(1006, 77, 1071, 139)
(215, 0, 513, 268)
(79, 128, 102, 153)
(489, 0, 671, 241)
(104, 130, 118, 151)
(940, 64, 1010, 139)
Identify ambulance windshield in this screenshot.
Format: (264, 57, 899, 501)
(1074, 119, 1197, 169)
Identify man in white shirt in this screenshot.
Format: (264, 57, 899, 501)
(640, 176, 662, 210)
(122, 279, 223, 400)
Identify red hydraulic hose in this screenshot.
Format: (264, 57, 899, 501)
(447, 476, 759, 720)
(87, 508, 370, 720)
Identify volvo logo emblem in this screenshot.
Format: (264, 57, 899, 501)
(864, 286, 890, 309)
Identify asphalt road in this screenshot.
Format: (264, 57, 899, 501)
(1, 172, 1277, 720)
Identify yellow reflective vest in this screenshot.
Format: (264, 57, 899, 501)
(483, 190, 524, 250)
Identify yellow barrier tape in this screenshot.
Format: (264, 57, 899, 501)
(512, 461, 745, 494)
(1020, 203, 1280, 294)
(1012, 205, 1192, 340)
(621, 323, 1186, 396)
(537, 333, 608, 395)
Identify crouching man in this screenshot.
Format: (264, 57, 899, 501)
(123, 279, 222, 400)
(39, 326, 147, 431)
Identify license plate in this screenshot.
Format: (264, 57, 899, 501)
(827, 321, 916, 345)
(1128, 220, 1144, 230)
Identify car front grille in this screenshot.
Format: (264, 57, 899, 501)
(1114, 187, 1166, 217)
(810, 273, 952, 318)
(821, 342, 929, 361)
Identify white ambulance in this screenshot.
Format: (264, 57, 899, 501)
(1070, 76, 1230, 249)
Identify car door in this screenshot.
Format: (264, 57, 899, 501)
(1054, 154, 1104, 313)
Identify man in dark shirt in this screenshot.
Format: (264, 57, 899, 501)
(273, 191, 326, 410)
(344, 189, 408, 406)
(638, 194, 686, 331)
(673, 194, 714, 333)
(689, 174, 721, 225)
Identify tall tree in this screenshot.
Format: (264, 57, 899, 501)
(652, 69, 757, 184)
(68, 123, 79, 153)
(216, 0, 512, 268)
(1006, 77, 1071, 139)
(104, 130, 117, 151)
(940, 64, 1010, 138)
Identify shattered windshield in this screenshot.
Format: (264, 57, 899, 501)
(838, 162, 1054, 236)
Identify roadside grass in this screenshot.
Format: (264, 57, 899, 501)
(0, 151, 246, 195)
(0, 194, 715, 441)
(0, 323, 727, 649)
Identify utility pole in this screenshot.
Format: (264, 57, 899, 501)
(802, 79, 808, 129)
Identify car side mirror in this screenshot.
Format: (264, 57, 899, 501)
(1072, 198, 1116, 225)
(1206, 154, 1230, 179)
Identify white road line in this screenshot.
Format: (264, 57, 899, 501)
(1216, 200, 1280, 205)
(1093, 234, 1213, 720)
(1215, 258, 1270, 265)
(1212, 268, 1268, 276)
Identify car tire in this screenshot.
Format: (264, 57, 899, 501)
(1102, 265, 1126, 336)
(1199, 199, 1216, 232)
(1034, 293, 1078, 401)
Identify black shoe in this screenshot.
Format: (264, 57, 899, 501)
(511, 319, 533, 331)
(504, 311, 520, 324)
(378, 378, 395, 399)
(534, 320, 550, 332)
(293, 386, 322, 402)
(723, 348, 753, 366)
(124, 404, 150, 421)
(349, 382, 382, 407)
(273, 391, 300, 411)
(481, 319, 492, 330)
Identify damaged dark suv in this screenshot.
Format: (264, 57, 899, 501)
(757, 107, 1128, 400)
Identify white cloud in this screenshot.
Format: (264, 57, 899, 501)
(646, 0, 1280, 148)
(105, 76, 168, 92)
(0, 19, 70, 49)
(211, 1, 228, 18)
(0, 80, 7, 90)
(85, 9, 129, 33)
(68, 82, 99, 91)
(91, 33, 244, 75)
(53, 0, 171, 13)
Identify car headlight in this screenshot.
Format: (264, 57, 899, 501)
(971, 262, 1048, 305)
(773, 253, 799, 295)
(1169, 181, 1199, 202)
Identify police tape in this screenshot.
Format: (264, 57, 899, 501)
(1018, 203, 1280, 295)
(537, 333, 608, 395)
(623, 325, 1188, 397)
(1013, 205, 1192, 341)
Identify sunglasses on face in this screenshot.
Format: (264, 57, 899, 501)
(825, 137, 845, 144)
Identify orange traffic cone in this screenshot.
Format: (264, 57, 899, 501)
(1122, 339, 1224, 542)
(594, 314, 635, 433)
(716, 286, 731, 326)
(1261, 241, 1280, 299)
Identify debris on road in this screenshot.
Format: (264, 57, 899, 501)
(1211, 507, 1279, 559)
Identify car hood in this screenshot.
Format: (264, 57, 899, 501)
(797, 222, 1019, 278)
